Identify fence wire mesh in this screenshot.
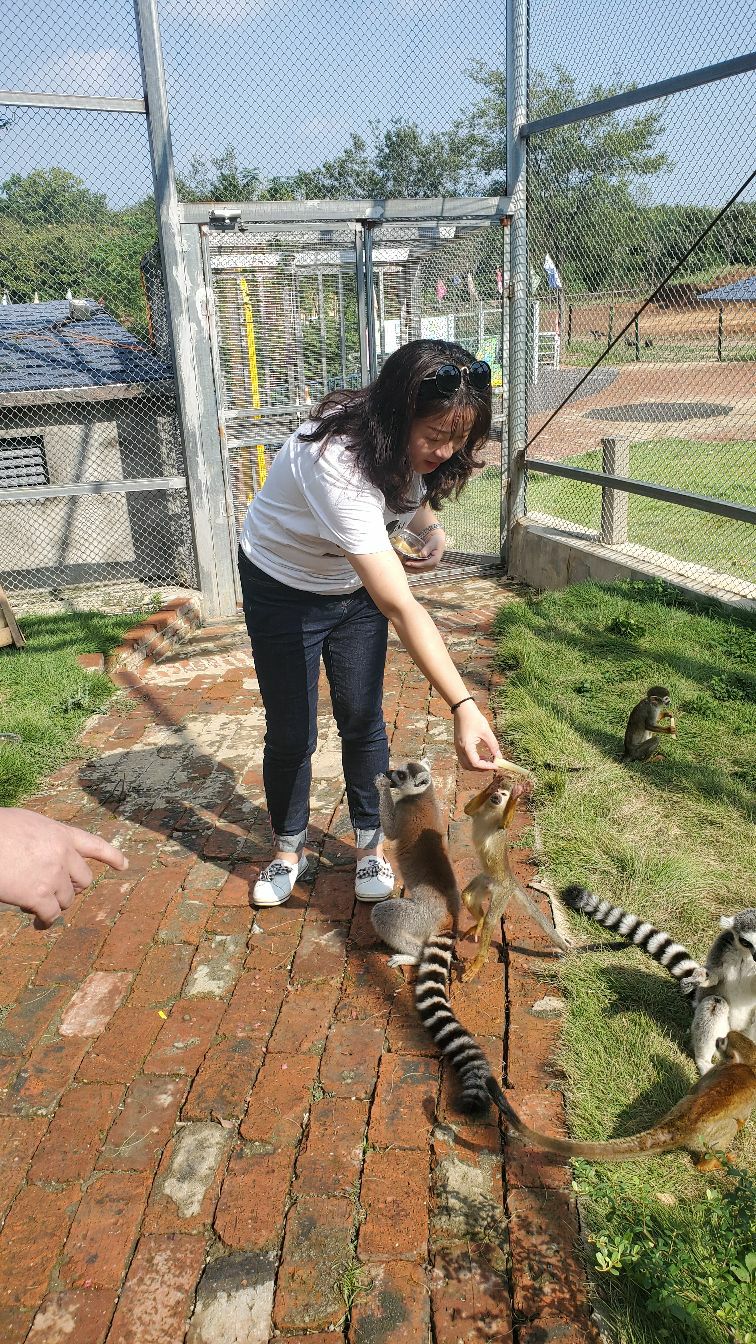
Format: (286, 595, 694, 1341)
(0, 3, 196, 613)
(524, 2, 756, 598)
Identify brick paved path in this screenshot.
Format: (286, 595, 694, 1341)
(0, 577, 598, 1344)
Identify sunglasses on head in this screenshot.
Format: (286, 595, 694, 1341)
(422, 361, 492, 395)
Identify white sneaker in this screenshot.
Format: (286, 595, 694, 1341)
(253, 854, 309, 907)
(355, 857, 395, 902)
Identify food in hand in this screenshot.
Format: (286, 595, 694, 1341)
(390, 528, 424, 559)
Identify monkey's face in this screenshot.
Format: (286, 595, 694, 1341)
(465, 774, 529, 826)
(717, 1031, 756, 1067)
(647, 686, 671, 706)
(385, 758, 431, 796)
(721, 911, 756, 961)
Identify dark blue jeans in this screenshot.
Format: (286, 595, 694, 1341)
(239, 548, 389, 851)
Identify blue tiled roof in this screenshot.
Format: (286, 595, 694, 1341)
(699, 276, 756, 303)
(0, 300, 173, 395)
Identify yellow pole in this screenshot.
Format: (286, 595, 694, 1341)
(240, 276, 267, 494)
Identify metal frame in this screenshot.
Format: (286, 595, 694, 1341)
(1, 476, 186, 504)
(0, 91, 146, 113)
(527, 459, 756, 526)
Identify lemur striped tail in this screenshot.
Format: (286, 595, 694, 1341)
(414, 931, 493, 1111)
(561, 884, 702, 988)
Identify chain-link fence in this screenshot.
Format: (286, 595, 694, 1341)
(0, 2, 196, 614)
(521, 0, 756, 598)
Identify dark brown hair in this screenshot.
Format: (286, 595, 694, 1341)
(301, 338, 492, 511)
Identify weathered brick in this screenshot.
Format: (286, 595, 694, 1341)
(266, 980, 341, 1055)
(290, 922, 348, 982)
(386, 984, 436, 1058)
(98, 870, 182, 970)
(449, 959, 506, 1038)
(214, 1146, 295, 1251)
(77, 1006, 163, 1084)
(508, 1189, 593, 1328)
(273, 1196, 355, 1332)
(359, 1148, 429, 1262)
(215, 863, 255, 907)
(107, 1234, 207, 1344)
(307, 869, 355, 922)
(35, 926, 108, 988)
(99, 1076, 186, 1172)
(336, 952, 396, 1023)
(240, 1051, 319, 1147)
(187, 1251, 276, 1344)
(0, 926, 49, 1008)
(69, 876, 134, 930)
(244, 912, 305, 971)
(0, 983, 71, 1056)
(182, 1037, 263, 1122)
(503, 1090, 573, 1192)
(295, 1098, 369, 1195)
(143, 1121, 231, 1233)
(319, 1020, 385, 1098)
(438, 1036, 503, 1126)
(143, 999, 224, 1076)
(204, 905, 252, 938)
(9, 1038, 89, 1115)
(0, 1116, 48, 1218)
(127, 944, 194, 1007)
(431, 1243, 513, 1343)
(157, 890, 213, 946)
(219, 967, 288, 1042)
(369, 1056, 439, 1150)
(0, 1304, 33, 1343)
(184, 935, 246, 998)
(27, 1289, 117, 1344)
(30, 1084, 122, 1183)
(350, 1260, 431, 1344)
(518, 1325, 602, 1344)
(59, 971, 133, 1039)
(0, 1185, 78, 1308)
(59, 1172, 149, 1290)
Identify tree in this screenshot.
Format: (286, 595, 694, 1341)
(286, 120, 479, 200)
(0, 167, 108, 226)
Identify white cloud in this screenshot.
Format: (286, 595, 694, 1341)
(158, 0, 282, 24)
(33, 48, 141, 99)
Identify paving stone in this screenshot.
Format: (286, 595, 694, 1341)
(59, 1172, 149, 1290)
(143, 999, 224, 1076)
(76, 1006, 164, 1084)
(240, 1051, 319, 1147)
(59, 972, 133, 1038)
(218, 966, 288, 1042)
(272, 1196, 355, 1332)
(34, 925, 110, 987)
(0, 983, 71, 1056)
(8, 1037, 90, 1115)
(319, 1020, 385, 1098)
(182, 1036, 264, 1122)
(266, 980, 342, 1054)
(187, 1251, 276, 1344)
(0, 1185, 79, 1308)
(431, 1243, 513, 1344)
(30, 1084, 123, 1182)
(144, 1121, 231, 1233)
(295, 1097, 369, 1195)
(184, 935, 246, 998)
(0, 1116, 49, 1219)
(97, 870, 184, 970)
(127, 944, 194, 1007)
(290, 922, 348, 981)
(369, 1056, 439, 1150)
(99, 1076, 187, 1172)
(359, 1149, 429, 1262)
(214, 1146, 295, 1251)
(106, 1234, 207, 1344)
(26, 1290, 116, 1344)
(508, 1190, 594, 1328)
(350, 1260, 431, 1344)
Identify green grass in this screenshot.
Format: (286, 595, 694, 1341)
(493, 580, 756, 1343)
(562, 339, 756, 367)
(0, 609, 147, 806)
(527, 440, 756, 582)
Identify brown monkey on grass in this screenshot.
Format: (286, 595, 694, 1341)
(623, 686, 677, 762)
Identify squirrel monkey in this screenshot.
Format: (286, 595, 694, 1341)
(623, 685, 677, 762)
(487, 1030, 756, 1171)
(460, 767, 571, 982)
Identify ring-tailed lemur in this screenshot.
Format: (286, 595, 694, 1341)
(372, 759, 516, 1111)
(562, 885, 756, 1074)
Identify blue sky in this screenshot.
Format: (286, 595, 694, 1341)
(1, 0, 754, 208)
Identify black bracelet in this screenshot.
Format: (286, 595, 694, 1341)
(450, 696, 475, 713)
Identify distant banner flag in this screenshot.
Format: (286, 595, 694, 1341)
(452, 274, 463, 288)
(436, 277, 447, 301)
(544, 254, 562, 290)
(466, 272, 479, 301)
(496, 266, 503, 295)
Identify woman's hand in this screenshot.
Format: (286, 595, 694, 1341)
(453, 700, 502, 771)
(0, 808, 128, 928)
(402, 525, 446, 574)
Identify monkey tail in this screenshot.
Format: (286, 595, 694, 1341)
(414, 931, 492, 1112)
(560, 885, 702, 990)
(485, 1079, 677, 1161)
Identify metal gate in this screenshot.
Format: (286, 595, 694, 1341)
(188, 197, 510, 596)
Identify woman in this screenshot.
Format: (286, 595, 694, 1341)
(239, 338, 502, 907)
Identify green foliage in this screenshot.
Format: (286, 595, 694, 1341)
(0, 167, 108, 226)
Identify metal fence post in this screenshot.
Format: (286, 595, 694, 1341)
(600, 436, 630, 544)
(133, 0, 238, 619)
(504, 0, 529, 569)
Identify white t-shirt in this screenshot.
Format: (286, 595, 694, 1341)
(239, 424, 424, 594)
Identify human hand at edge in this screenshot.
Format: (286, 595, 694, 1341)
(402, 526, 447, 574)
(0, 808, 128, 929)
(452, 700, 502, 771)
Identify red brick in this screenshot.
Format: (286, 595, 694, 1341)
(35, 925, 108, 987)
(205, 905, 252, 938)
(183, 934, 246, 998)
(295, 1098, 369, 1195)
(0, 982, 70, 1055)
(182, 1037, 263, 1122)
(98, 870, 182, 971)
(273, 1196, 355, 1332)
(291, 921, 348, 981)
(307, 869, 356, 921)
(506, 1020, 562, 1093)
(9, 1038, 89, 1115)
(0, 928, 56, 1007)
(508, 1189, 593, 1328)
(99, 1076, 186, 1172)
(431, 1244, 513, 1344)
(504, 1090, 573, 1192)
(214, 1146, 295, 1251)
(240, 1052, 319, 1147)
(0, 1185, 78, 1307)
(266, 979, 341, 1055)
(27, 1289, 117, 1344)
(157, 892, 212, 946)
(69, 877, 135, 930)
(107, 1234, 207, 1344)
(127, 945, 194, 1007)
(386, 984, 437, 1057)
(369, 1056, 439, 1150)
(245, 912, 306, 971)
(359, 1148, 429, 1262)
(215, 863, 255, 907)
(0, 1305, 33, 1343)
(0, 1116, 48, 1218)
(350, 1260, 430, 1344)
(59, 1172, 149, 1290)
(518, 1326, 601, 1344)
(30, 1084, 123, 1183)
(59, 971, 133, 1039)
(337, 952, 396, 1023)
(319, 1020, 385, 1098)
(143, 1121, 231, 1233)
(219, 967, 288, 1042)
(182, 861, 230, 895)
(143, 999, 224, 1077)
(77, 1006, 163, 1084)
(449, 960, 505, 1038)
